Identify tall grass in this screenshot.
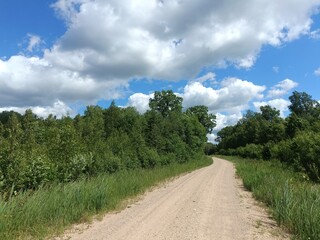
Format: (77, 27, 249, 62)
(220, 155, 320, 240)
(0, 156, 212, 240)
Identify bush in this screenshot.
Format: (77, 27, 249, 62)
(23, 155, 53, 190)
(139, 147, 160, 169)
(235, 144, 263, 159)
(291, 132, 320, 182)
(228, 156, 320, 240)
(270, 140, 295, 164)
(204, 142, 217, 155)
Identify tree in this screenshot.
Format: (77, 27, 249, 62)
(289, 91, 319, 117)
(82, 105, 105, 150)
(6, 113, 23, 154)
(22, 109, 38, 156)
(149, 90, 183, 117)
(186, 105, 216, 134)
(260, 105, 280, 122)
(104, 100, 121, 137)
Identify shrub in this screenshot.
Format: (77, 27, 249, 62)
(291, 132, 320, 182)
(236, 144, 263, 159)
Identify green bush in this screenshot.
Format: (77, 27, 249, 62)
(139, 148, 160, 169)
(0, 156, 212, 240)
(223, 156, 320, 240)
(23, 155, 53, 190)
(270, 140, 295, 165)
(291, 132, 320, 182)
(236, 144, 263, 159)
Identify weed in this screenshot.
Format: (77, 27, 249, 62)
(220, 155, 320, 240)
(0, 156, 212, 240)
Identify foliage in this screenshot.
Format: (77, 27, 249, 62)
(0, 156, 212, 240)
(149, 90, 183, 117)
(216, 91, 320, 182)
(0, 90, 213, 195)
(204, 142, 217, 155)
(186, 105, 216, 134)
(222, 155, 320, 240)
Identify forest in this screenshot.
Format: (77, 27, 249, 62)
(0, 90, 216, 197)
(216, 91, 320, 182)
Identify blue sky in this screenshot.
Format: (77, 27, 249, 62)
(0, 0, 320, 140)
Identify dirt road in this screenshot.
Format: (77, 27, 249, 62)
(62, 157, 289, 240)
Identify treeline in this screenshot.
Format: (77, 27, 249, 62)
(0, 90, 216, 196)
(216, 91, 320, 182)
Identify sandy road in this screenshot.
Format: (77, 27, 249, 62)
(62, 157, 289, 240)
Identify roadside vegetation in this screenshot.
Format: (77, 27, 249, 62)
(216, 91, 320, 183)
(0, 155, 212, 240)
(215, 91, 320, 239)
(0, 90, 215, 239)
(220, 155, 320, 240)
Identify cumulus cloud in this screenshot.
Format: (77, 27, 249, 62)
(207, 113, 242, 143)
(267, 79, 298, 98)
(0, 100, 72, 118)
(0, 0, 319, 111)
(0, 55, 128, 108)
(128, 77, 266, 115)
(314, 67, 320, 76)
(253, 98, 291, 117)
(214, 112, 242, 131)
(127, 92, 154, 113)
(183, 78, 265, 112)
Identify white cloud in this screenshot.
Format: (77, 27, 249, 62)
(267, 79, 298, 98)
(207, 112, 242, 143)
(310, 29, 320, 39)
(127, 93, 154, 113)
(253, 98, 291, 117)
(314, 67, 320, 76)
(214, 112, 242, 132)
(0, 55, 128, 107)
(193, 72, 216, 84)
(0, 100, 72, 118)
(0, 0, 319, 111)
(206, 133, 217, 143)
(183, 78, 266, 113)
(128, 77, 265, 115)
(27, 34, 43, 52)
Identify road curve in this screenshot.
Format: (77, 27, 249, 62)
(61, 157, 289, 240)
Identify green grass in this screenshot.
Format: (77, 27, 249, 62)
(218, 155, 320, 240)
(0, 156, 212, 240)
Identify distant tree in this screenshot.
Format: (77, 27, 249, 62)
(21, 109, 38, 156)
(149, 90, 183, 117)
(260, 105, 280, 122)
(285, 113, 309, 138)
(289, 91, 319, 117)
(204, 142, 217, 155)
(104, 101, 121, 137)
(6, 113, 23, 153)
(0, 111, 23, 125)
(82, 105, 105, 150)
(186, 105, 216, 134)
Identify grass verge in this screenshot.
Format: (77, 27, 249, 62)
(218, 155, 320, 240)
(0, 156, 212, 240)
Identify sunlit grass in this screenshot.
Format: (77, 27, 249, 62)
(219, 155, 320, 240)
(0, 156, 212, 240)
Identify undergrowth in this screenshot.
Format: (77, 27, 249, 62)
(220, 155, 320, 240)
(0, 155, 212, 240)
